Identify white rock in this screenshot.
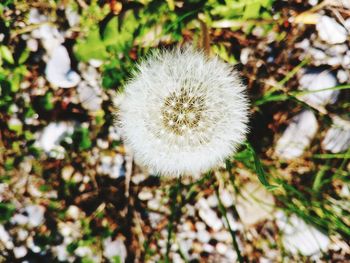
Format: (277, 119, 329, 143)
(131, 173, 146, 184)
(276, 212, 330, 256)
(36, 121, 75, 155)
(58, 221, 81, 239)
(13, 246, 27, 258)
(207, 195, 218, 207)
(223, 212, 239, 231)
(340, 185, 350, 198)
(46, 45, 80, 88)
(75, 246, 91, 257)
(225, 248, 238, 261)
(148, 212, 162, 228)
(195, 221, 206, 231)
(316, 16, 347, 44)
(65, 7, 80, 27)
(11, 213, 29, 225)
(275, 110, 318, 159)
(196, 197, 223, 231)
(216, 242, 228, 254)
(27, 38, 38, 52)
(337, 69, 349, 83)
(28, 8, 47, 24)
(147, 199, 161, 211)
(103, 237, 127, 262)
(328, 44, 348, 55)
(322, 117, 350, 153)
(26, 236, 41, 253)
(32, 24, 64, 54)
(77, 81, 102, 112)
(309, 48, 327, 61)
(0, 224, 14, 249)
(98, 154, 124, 178)
(66, 205, 81, 220)
(343, 51, 350, 67)
(109, 125, 121, 141)
(345, 18, 350, 30)
(25, 204, 45, 227)
(220, 189, 234, 207)
(295, 38, 310, 50)
(197, 230, 211, 243)
(235, 182, 274, 226)
(299, 69, 338, 107)
(97, 139, 109, 149)
(178, 239, 192, 258)
(240, 48, 250, 65)
(327, 56, 342, 66)
(138, 190, 153, 201)
(13, 207, 47, 228)
(178, 230, 196, 240)
(185, 203, 196, 217)
(198, 207, 223, 231)
(17, 229, 29, 241)
(213, 231, 231, 242)
(172, 253, 184, 263)
(338, 0, 350, 9)
(89, 59, 103, 68)
(308, 0, 318, 6)
(202, 243, 214, 253)
(55, 244, 69, 261)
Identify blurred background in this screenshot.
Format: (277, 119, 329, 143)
(0, 0, 350, 262)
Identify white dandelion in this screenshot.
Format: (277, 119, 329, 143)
(118, 46, 249, 176)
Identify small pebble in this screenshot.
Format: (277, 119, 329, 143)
(299, 68, 338, 107)
(138, 190, 153, 201)
(216, 242, 228, 254)
(197, 230, 211, 243)
(275, 212, 330, 256)
(13, 246, 27, 258)
(322, 117, 350, 153)
(316, 16, 347, 45)
(220, 189, 234, 208)
(275, 110, 318, 159)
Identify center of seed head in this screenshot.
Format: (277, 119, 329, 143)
(161, 89, 205, 135)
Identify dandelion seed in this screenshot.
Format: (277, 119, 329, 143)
(118, 46, 249, 176)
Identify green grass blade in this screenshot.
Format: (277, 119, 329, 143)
(245, 143, 278, 190)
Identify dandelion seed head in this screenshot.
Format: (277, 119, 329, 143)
(118, 46, 249, 176)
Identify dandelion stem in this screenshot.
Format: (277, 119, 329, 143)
(165, 178, 182, 262)
(215, 188, 244, 263)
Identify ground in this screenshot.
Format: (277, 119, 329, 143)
(0, 0, 349, 262)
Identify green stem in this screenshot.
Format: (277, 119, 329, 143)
(215, 189, 244, 263)
(165, 179, 181, 262)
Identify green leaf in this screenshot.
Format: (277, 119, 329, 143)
(103, 11, 138, 52)
(73, 127, 92, 151)
(18, 48, 30, 64)
(74, 27, 108, 62)
(8, 119, 23, 134)
(261, 0, 273, 8)
(0, 202, 16, 222)
(112, 256, 122, 263)
(243, 2, 261, 19)
(4, 157, 15, 171)
(0, 46, 14, 64)
(245, 143, 278, 191)
(40, 92, 54, 111)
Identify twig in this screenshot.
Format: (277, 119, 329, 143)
(198, 16, 210, 56)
